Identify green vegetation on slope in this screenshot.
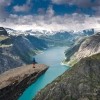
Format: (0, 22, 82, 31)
(34, 53, 100, 100)
(0, 36, 9, 41)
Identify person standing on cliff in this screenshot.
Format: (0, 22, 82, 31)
(32, 58, 36, 68)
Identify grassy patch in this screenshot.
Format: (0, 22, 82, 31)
(0, 44, 12, 47)
(90, 53, 100, 60)
(0, 36, 9, 41)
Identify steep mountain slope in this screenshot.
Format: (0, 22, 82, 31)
(64, 33, 100, 66)
(34, 53, 100, 100)
(0, 29, 48, 74)
(39, 31, 74, 47)
(0, 27, 8, 36)
(26, 35, 47, 50)
(0, 27, 95, 73)
(5, 27, 95, 47)
(0, 36, 34, 73)
(39, 29, 95, 47)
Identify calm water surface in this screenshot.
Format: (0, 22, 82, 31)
(19, 46, 69, 100)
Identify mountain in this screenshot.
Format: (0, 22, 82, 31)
(64, 32, 100, 66)
(75, 28, 94, 36)
(5, 27, 95, 47)
(34, 53, 100, 100)
(26, 35, 47, 50)
(0, 27, 96, 73)
(34, 32, 100, 100)
(0, 36, 34, 73)
(0, 29, 48, 74)
(0, 27, 8, 36)
(39, 31, 74, 47)
(39, 29, 95, 47)
(5, 27, 94, 37)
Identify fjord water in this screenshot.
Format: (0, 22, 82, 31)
(19, 47, 69, 100)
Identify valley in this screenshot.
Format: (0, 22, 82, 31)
(0, 27, 100, 100)
(0, 1, 100, 100)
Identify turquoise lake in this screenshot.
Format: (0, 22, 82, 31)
(19, 46, 69, 100)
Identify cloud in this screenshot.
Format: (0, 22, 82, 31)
(0, 0, 100, 33)
(1, 12, 100, 32)
(92, 6, 100, 16)
(13, 4, 31, 12)
(38, 8, 45, 15)
(52, 0, 100, 8)
(0, 0, 12, 21)
(13, 0, 32, 12)
(46, 5, 55, 17)
(52, 0, 90, 6)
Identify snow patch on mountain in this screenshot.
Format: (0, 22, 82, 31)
(5, 27, 97, 37)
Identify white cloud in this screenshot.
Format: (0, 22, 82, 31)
(46, 5, 55, 17)
(0, 0, 11, 6)
(52, 0, 100, 8)
(13, 4, 31, 12)
(0, 13, 100, 32)
(13, 0, 32, 12)
(0, 0, 12, 21)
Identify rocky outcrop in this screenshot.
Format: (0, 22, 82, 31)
(0, 52, 24, 74)
(34, 53, 100, 100)
(0, 27, 8, 36)
(0, 45, 25, 74)
(0, 64, 48, 100)
(0, 34, 48, 74)
(64, 33, 100, 66)
(13, 35, 36, 63)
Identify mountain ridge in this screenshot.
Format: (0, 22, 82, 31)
(64, 32, 100, 66)
(34, 32, 100, 100)
(34, 51, 100, 100)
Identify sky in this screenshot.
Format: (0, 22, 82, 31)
(0, 0, 100, 32)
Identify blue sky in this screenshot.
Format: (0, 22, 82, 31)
(0, 0, 100, 31)
(6, 0, 95, 15)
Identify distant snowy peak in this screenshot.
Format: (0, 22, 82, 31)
(94, 28, 100, 32)
(5, 28, 23, 36)
(5, 27, 99, 37)
(5, 28, 55, 36)
(74, 28, 95, 36)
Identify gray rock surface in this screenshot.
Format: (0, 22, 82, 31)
(34, 53, 100, 100)
(0, 64, 48, 100)
(64, 33, 100, 66)
(0, 35, 48, 74)
(0, 27, 8, 36)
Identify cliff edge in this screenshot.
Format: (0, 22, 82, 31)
(34, 53, 100, 100)
(0, 64, 48, 100)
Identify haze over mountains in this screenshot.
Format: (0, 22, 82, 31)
(0, 27, 96, 74)
(5, 27, 96, 36)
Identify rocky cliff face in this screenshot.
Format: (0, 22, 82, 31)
(0, 50, 24, 74)
(26, 35, 47, 50)
(0, 36, 34, 74)
(13, 35, 36, 63)
(34, 53, 100, 100)
(64, 33, 100, 66)
(0, 64, 48, 100)
(0, 33, 48, 74)
(0, 27, 8, 36)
